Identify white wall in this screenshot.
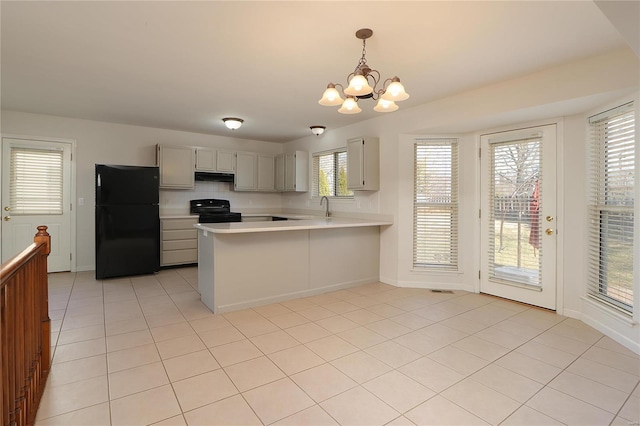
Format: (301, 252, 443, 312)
(1, 47, 638, 351)
(284, 48, 640, 351)
(0, 111, 283, 271)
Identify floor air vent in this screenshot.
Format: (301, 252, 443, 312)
(431, 289, 454, 294)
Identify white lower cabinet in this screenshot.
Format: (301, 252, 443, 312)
(161, 218, 198, 266)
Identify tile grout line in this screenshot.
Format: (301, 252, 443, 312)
(40, 271, 639, 425)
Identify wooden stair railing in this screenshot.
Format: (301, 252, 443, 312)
(1, 226, 51, 426)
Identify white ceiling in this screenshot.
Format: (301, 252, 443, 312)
(1, 1, 636, 143)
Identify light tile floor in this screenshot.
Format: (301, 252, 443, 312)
(35, 267, 639, 426)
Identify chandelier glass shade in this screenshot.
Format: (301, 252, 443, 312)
(318, 28, 409, 114)
(338, 97, 362, 114)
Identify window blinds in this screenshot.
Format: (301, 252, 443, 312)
(312, 149, 353, 197)
(587, 103, 635, 314)
(10, 147, 64, 215)
(413, 139, 459, 270)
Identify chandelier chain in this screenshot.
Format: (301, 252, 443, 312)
(355, 39, 368, 73)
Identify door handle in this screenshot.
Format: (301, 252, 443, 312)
(545, 228, 554, 235)
(546, 215, 554, 222)
(3, 216, 10, 221)
(3, 206, 9, 212)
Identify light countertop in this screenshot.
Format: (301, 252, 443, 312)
(194, 216, 392, 234)
(160, 215, 199, 220)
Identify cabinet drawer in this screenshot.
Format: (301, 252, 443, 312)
(162, 229, 197, 241)
(163, 239, 197, 251)
(161, 218, 198, 230)
(161, 249, 197, 266)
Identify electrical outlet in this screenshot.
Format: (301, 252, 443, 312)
(78, 197, 85, 206)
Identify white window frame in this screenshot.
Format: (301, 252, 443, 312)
(587, 101, 636, 317)
(312, 148, 354, 199)
(413, 138, 459, 270)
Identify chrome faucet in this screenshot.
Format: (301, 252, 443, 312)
(320, 196, 330, 217)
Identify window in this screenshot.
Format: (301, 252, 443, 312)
(10, 146, 64, 215)
(413, 139, 459, 270)
(588, 102, 635, 315)
(312, 149, 353, 197)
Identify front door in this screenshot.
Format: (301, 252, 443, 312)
(1, 137, 72, 272)
(480, 124, 557, 310)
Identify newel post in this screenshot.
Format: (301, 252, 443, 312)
(34, 226, 50, 256)
(34, 225, 51, 374)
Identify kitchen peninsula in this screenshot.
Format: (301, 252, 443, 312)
(195, 216, 392, 313)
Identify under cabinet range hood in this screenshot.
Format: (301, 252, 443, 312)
(194, 171, 234, 182)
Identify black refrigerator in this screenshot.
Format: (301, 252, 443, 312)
(95, 164, 160, 280)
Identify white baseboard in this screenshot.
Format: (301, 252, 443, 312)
(396, 280, 475, 293)
(378, 276, 398, 286)
(215, 277, 378, 313)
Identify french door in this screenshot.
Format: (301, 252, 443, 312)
(1, 137, 73, 272)
(480, 125, 557, 310)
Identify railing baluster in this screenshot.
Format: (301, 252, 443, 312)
(0, 226, 51, 426)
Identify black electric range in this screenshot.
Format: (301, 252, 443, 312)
(190, 199, 242, 223)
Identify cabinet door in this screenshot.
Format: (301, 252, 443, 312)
(257, 155, 275, 191)
(275, 154, 285, 191)
(195, 148, 216, 171)
(216, 150, 236, 173)
(157, 145, 195, 189)
(293, 151, 308, 192)
(284, 153, 296, 191)
(235, 152, 257, 191)
(347, 138, 364, 189)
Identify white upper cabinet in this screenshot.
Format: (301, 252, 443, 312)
(257, 154, 275, 191)
(195, 148, 216, 171)
(234, 152, 257, 191)
(157, 144, 195, 189)
(347, 137, 379, 191)
(196, 148, 236, 173)
(235, 153, 277, 192)
(284, 151, 308, 192)
(275, 154, 285, 191)
(216, 150, 236, 173)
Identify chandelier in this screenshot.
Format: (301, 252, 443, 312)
(318, 28, 409, 114)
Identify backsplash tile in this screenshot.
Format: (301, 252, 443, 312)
(160, 182, 282, 215)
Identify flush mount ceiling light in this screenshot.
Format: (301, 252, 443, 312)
(310, 125, 326, 136)
(319, 28, 409, 114)
(222, 117, 243, 130)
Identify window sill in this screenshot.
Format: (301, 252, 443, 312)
(581, 296, 637, 326)
(411, 268, 462, 276)
(310, 196, 355, 202)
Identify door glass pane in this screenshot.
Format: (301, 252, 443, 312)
(489, 139, 542, 287)
(10, 147, 63, 215)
